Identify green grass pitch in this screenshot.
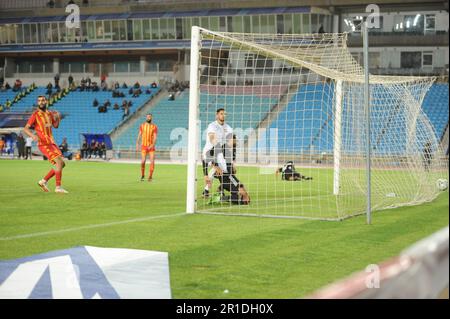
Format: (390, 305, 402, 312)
(0, 160, 448, 298)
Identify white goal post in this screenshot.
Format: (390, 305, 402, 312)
(186, 26, 448, 220)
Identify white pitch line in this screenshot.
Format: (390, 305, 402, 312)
(0, 213, 185, 241)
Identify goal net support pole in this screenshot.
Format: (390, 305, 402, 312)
(333, 79, 343, 196)
(363, 22, 372, 225)
(186, 26, 201, 214)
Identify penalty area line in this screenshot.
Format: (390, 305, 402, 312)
(0, 213, 186, 241)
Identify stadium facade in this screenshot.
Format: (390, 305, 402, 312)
(0, 0, 448, 86)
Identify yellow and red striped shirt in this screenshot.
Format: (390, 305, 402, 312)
(26, 110, 57, 146)
(139, 122, 158, 147)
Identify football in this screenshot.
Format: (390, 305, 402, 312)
(437, 178, 448, 191)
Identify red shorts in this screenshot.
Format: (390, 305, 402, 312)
(141, 145, 155, 155)
(39, 143, 62, 165)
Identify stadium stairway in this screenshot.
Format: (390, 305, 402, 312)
(110, 88, 168, 150)
(246, 84, 297, 150)
(0, 87, 47, 112)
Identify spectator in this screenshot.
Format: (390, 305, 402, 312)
(101, 81, 108, 91)
(98, 104, 107, 113)
(113, 102, 120, 110)
(133, 81, 140, 89)
(114, 82, 120, 90)
(151, 81, 157, 88)
(70, 81, 77, 91)
(127, 100, 132, 107)
(13, 79, 22, 92)
(46, 82, 53, 95)
(5, 82, 11, 90)
(318, 24, 325, 34)
(93, 98, 99, 107)
(89, 139, 97, 158)
(101, 74, 106, 85)
(0, 136, 5, 154)
(86, 77, 92, 89)
(25, 135, 33, 159)
(92, 82, 99, 92)
(128, 87, 133, 95)
(132, 89, 141, 98)
(168, 93, 175, 101)
(4, 139, 13, 156)
(121, 100, 128, 109)
(122, 82, 128, 88)
(68, 74, 74, 86)
(54, 73, 60, 87)
(16, 134, 25, 159)
(79, 77, 86, 90)
(122, 105, 130, 120)
(145, 88, 152, 94)
(80, 139, 88, 159)
(94, 141, 101, 158)
(59, 138, 73, 160)
(98, 141, 107, 159)
(104, 99, 111, 108)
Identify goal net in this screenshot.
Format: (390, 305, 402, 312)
(186, 27, 448, 220)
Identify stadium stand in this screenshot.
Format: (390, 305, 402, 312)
(3, 87, 47, 112)
(0, 90, 17, 107)
(267, 83, 449, 155)
(268, 83, 334, 154)
(52, 86, 158, 148)
(113, 89, 278, 151)
(422, 84, 449, 139)
(0, 85, 158, 148)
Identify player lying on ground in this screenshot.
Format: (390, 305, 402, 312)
(23, 95, 68, 193)
(136, 113, 158, 181)
(276, 161, 313, 181)
(202, 142, 250, 205)
(214, 163, 250, 205)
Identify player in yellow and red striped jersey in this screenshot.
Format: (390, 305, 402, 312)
(23, 95, 68, 193)
(136, 114, 158, 181)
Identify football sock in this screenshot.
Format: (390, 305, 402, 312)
(44, 169, 55, 182)
(141, 162, 145, 177)
(55, 171, 62, 187)
(149, 162, 154, 178)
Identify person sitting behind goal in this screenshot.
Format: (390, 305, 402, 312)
(276, 161, 313, 181)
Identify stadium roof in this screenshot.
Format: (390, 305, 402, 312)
(0, 6, 310, 25)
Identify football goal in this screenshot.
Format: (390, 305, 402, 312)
(186, 26, 448, 221)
